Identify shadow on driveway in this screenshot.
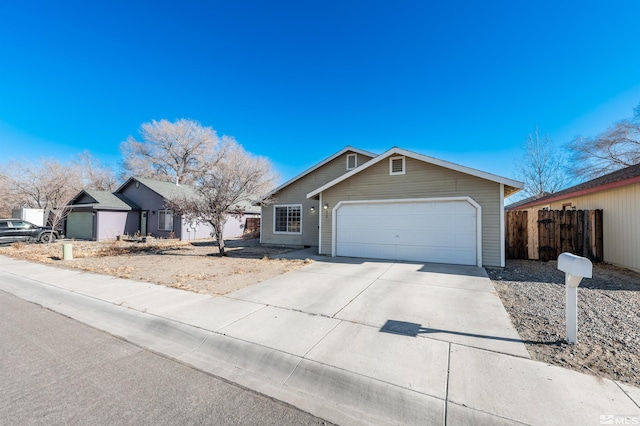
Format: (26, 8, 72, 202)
(380, 319, 564, 346)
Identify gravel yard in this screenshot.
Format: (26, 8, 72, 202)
(487, 259, 640, 387)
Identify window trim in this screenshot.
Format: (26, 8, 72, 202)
(346, 153, 357, 170)
(389, 156, 406, 175)
(273, 204, 303, 235)
(158, 209, 174, 232)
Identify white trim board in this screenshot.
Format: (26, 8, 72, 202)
(308, 147, 523, 199)
(272, 204, 303, 235)
(259, 146, 376, 202)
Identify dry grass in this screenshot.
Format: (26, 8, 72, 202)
(0, 239, 191, 262)
(0, 238, 309, 295)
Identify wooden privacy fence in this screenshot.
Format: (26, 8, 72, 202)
(244, 217, 261, 236)
(506, 209, 603, 262)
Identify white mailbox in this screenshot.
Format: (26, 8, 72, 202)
(558, 253, 593, 287)
(557, 252, 593, 344)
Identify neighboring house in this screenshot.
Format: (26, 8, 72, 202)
(67, 176, 260, 241)
(502, 193, 550, 210)
(507, 163, 640, 273)
(66, 190, 139, 240)
(115, 177, 213, 240)
(260, 146, 523, 267)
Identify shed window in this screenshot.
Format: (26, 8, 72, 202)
(390, 156, 406, 175)
(346, 154, 357, 170)
(158, 210, 174, 231)
(274, 205, 302, 234)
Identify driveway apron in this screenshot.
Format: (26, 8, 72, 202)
(228, 257, 530, 358)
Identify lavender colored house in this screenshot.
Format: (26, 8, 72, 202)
(66, 177, 260, 241)
(66, 190, 139, 241)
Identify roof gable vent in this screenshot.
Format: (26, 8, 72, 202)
(346, 153, 357, 170)
(389, 156, 406, 175)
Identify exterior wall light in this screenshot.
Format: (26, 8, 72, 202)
(310, 206, 315, 212)
(324, 203, 329, 210)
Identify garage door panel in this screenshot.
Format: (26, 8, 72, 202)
(67, 212, 93, 240)
(336, 200, 477, 265)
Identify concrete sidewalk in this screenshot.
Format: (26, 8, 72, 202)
(0, 254, 638, 425)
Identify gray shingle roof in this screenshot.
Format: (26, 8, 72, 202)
(70, 190, 139, 210)
(128, 177, 261, 215)
(130, 176, 200, 200)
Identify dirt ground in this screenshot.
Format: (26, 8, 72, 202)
(0, 238, 310, 295)
(487, 259, 640, 387)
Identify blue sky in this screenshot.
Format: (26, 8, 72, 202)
(1, 1, 639, 188)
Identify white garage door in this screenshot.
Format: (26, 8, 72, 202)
(335, 200, 477, 265)
(67, 212, 94, 240)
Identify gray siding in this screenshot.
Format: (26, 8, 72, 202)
(119, 181, 181, 239)
(319, 157, 503, 267)
(75, 193, 96, 204)
(124, 211, 140, 236)
(262, 151, 374, 246)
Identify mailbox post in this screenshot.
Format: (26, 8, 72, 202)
(557, 253, 593, 344)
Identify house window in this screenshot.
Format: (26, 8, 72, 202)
(562, 203, 572, 211)
(346, 154, 357, 170)
(274, 205, 302, 234)
(158, 210, 174, 231)
(390, 156, 406, 175)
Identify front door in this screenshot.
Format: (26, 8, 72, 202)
(141, 211, 148, 236)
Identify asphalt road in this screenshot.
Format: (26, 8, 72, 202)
(0, 289, 331, 426)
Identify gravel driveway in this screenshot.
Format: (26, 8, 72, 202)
(487, 259, 640, 387)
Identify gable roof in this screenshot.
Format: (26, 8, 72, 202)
(69, 190, 139, 211)
(509, 162, 640, 210)
(307, 147, 523, 199)
(503, 193, 551, 210)
(116, 176, 200, 200)
(258, 146, 377, 202)
(116, 176, 261, 215)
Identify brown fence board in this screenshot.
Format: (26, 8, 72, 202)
(506, 210, 528, 259)
(244, 217, 261, 236)
(506, 209, 603, 262)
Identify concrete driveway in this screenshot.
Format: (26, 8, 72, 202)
(227, 256, 529, 358)
(2, 253, 638, 425)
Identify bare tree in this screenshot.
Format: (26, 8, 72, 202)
(168, 140, 276, 255)
(120, 118, 220, 184)
(0, 171, 12, 217)
(568, 102, 640, 179)
(3, 159, 84, 240)
(75, 151, 119, 191)
(515, 126, 569, 200)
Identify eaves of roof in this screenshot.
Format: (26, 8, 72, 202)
(256, 146, 377, 203)
(307, 147, 523, 199)
(511, 163, 640, 210)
